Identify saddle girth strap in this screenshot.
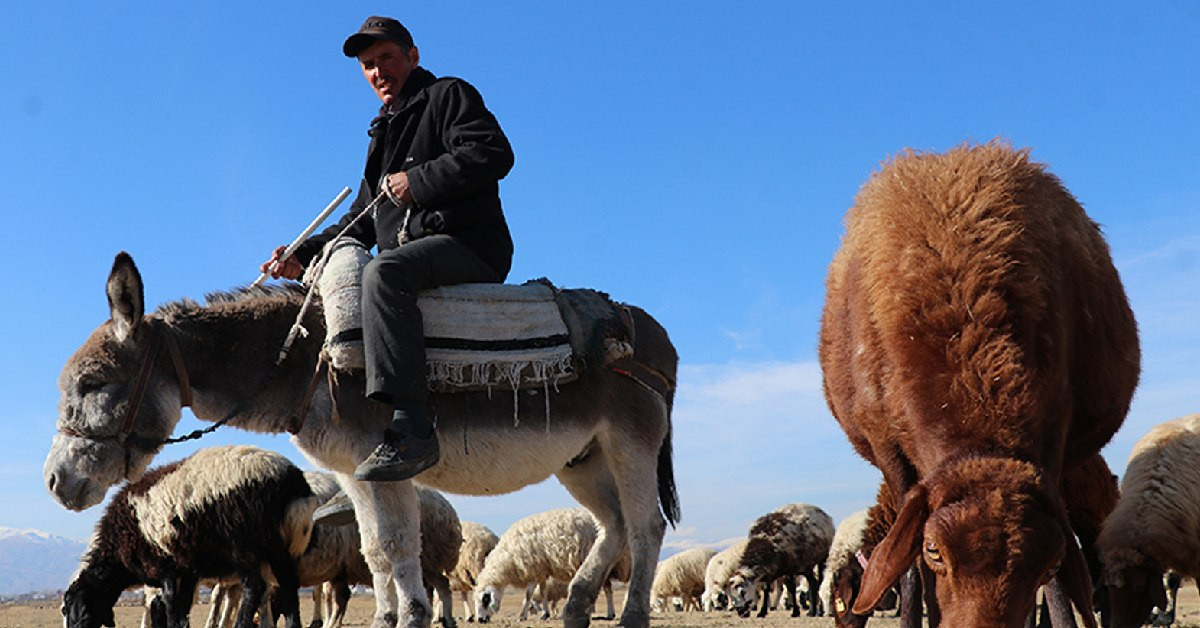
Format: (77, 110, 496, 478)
(288, 356, 329, 435)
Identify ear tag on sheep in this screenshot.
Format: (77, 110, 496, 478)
(836, 598, 846, 613)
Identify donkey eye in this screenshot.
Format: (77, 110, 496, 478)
(78, 379, 105, 396)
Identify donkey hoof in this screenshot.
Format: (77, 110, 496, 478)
(371, 612, 399, 628)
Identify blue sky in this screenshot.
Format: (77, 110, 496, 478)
(2, 3, 1198, 554)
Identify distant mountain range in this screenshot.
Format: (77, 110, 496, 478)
(0, 527, 85, 596)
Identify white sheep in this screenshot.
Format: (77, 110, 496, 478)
(818, 509, 869, 615)
(1098, 413, 1200, 628)
(651, 547, 716, 612)
(702, 539, 748, 611)
(444, 521, 499, 622)
(473, 508, 630, 623)
(728, 502, 834, 618)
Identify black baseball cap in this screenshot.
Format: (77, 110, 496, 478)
(343, 16, 414, 57)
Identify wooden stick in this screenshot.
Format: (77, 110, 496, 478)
(252, 186, 352, 287)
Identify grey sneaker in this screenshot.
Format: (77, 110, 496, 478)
(354, 429, 440, 481)
(312, 490, 356, 527)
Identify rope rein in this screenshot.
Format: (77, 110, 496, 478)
(277, 191, 391, 365)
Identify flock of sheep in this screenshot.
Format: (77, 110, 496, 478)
(57, 141, 1200, 628)
(68, 406, 1200, 628)
(63, 443, 839, 627)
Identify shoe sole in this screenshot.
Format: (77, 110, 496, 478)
(353, 455, 439, 482)
(313, 506, 357, 527)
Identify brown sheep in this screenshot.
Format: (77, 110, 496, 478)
(819, 141, 1140, 628)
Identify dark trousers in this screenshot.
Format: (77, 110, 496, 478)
(361, 235, 504, 404)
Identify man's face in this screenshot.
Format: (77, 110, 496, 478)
(358, 40, 419, 106)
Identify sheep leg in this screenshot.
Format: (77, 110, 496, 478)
(786, 578, 801, 618)
(162, 574, 198, 628)
(308, 585, 324, 628)
(428, 572, 457, 628)
(235, 572, 267, 628)
(540, 581, 554, 620)
(343, 476, 428, 628)
(519, 583, 535, 621)
(602, 580, 615, 620)
(920, 561, 941, 627)
(223, 584, 242, 628)
(899, 566, 922, 628)
(1043, 578, 1078, 628)
(205, 583, 227, 628)
(327, 581, 351, 628)
(263, 548, 304, 628)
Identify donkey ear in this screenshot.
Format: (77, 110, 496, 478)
(106, 251, 144, 342)
(1056, 508, 1099, 628)
(853, 484, 928, 615)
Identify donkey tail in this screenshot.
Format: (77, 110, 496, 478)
(658, 419, 681, 528)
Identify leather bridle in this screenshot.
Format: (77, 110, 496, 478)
(58, 319, 192, 445)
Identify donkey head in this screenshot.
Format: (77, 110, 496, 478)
(44, 252, 185, 511)
(855, 457, 1097, 628)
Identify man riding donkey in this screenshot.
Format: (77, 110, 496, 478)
(261, 16, 514, 523)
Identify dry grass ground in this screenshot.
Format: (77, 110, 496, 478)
(6, 583, 1200, 627)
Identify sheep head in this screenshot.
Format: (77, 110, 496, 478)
(62, 578, 118, 628)
(831, 560, 869, 627)
(854, 457, 1097, 628)
(473, 584, 503, 623)
(1102, 549, 1167, 628)
(726, 571, 758, 617)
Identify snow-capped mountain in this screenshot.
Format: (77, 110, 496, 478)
(0, 527, 86, 596)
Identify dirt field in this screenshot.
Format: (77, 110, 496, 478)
(6, 584, 1200, 627)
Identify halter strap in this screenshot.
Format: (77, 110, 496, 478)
(60, 318, 193, 443)
(119, 322, 164, 435)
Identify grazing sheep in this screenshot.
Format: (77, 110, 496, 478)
(820, 141, 1140, 628)
(445, 521, 499, 622)
(300, 472, 461, 628)
(820, 509, 869, 618)
(200, 471, 461, 628)
(62, 445, 318, 628)
(702, 539, 748, 611)
(473, 508, 631, 623)
(651, 547, 717, 612)
(828, 484, 900, 627)
(728, 503, 834, 618)
(1098, 414, 1200, 628)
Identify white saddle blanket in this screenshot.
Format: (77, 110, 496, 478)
(314, 238, 575, 392)
(419, 283, 575, 392)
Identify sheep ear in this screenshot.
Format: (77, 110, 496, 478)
(106, 251, 144, 342)
(1057, 509, 1099, 628)
(853, 484, 927, 615)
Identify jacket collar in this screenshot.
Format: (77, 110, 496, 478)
(368, 67, 437, 138)
(383, 66, 437, 115)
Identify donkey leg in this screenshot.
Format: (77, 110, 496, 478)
(343, 475, 429, 628)
(601, 400, 671, 628)
(556, 453, 628, 628)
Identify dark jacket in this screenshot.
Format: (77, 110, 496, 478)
(294, 67, 514, 275)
